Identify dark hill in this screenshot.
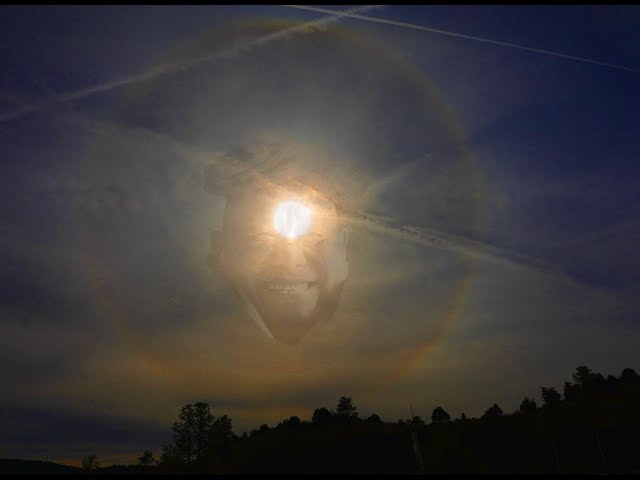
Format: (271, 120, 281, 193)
(0, 458, 81, 475)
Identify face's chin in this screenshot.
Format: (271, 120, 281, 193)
(251, 279, 321, 345)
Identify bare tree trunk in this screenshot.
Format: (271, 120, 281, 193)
(410, 428, 424, 473)
(409, 405, 424, 473)
(595, 431, 606, 470)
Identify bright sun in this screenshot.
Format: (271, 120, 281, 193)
(273, 200, 312, 239)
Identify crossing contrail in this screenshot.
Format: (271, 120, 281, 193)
(343, 210, 581, 286)
(0, 5, 384, 124)
(282, 5, 640, 73)
(55, 111, 589, 289)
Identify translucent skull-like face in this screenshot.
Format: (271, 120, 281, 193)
(217, 187, 349, 345)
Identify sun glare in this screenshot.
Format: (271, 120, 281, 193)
(273, 200, 312, 239)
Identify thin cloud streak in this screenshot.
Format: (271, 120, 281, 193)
(344, 211, 578, 285)
(0, 5, 385, 123)
(60, 112, 580, 288)
(282, 5, 640, 73)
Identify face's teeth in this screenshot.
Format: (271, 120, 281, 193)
(266, 281, 312, 290)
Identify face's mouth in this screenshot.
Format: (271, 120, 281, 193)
(258, 279, 319, 295)
(252, 277, 321, 325)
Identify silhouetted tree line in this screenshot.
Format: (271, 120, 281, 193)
(133, 366, 640, 474)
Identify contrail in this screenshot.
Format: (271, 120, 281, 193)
(0, 5, 384, 124)
(56, 111, 582, 287)
(344, 210, 582, 287)
(282, 5, 640, 73)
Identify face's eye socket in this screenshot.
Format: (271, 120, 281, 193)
(302, 232, 326, 244)
(301, 233, 328, 261)
(243, 232, 278, 249)
(251, 232, 278, 240)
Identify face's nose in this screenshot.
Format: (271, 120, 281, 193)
(266, 238, 310, 276)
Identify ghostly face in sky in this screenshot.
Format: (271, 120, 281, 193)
(214, 186, 349, 345)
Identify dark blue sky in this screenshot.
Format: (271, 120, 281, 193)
(1, 5, 639, 466)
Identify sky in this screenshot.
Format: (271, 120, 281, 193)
(1, 5, 639, 466)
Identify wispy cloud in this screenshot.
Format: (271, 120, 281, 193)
(41, 112, 587, 290)
(0, 5, 385, 123)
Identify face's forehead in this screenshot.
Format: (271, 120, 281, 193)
(224, 187, 340, 238)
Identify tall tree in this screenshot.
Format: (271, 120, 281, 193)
(312, 407, 333, 424)
(280, 415, 301, 428)
(519, 396, 537, 414)
(431, 406, 451, 424)
(573, 365, 594, 385)
(138, 450, 156, 467)
(208, 414, 235, 463)
(193, 402, 215, 462)
(172, 402, 215, 464)
(365, 413, 381, 423)
(620, 367, 640, 384)
(336, 396, 358, 418)
(540, 387, 562, 471)
(160, 442, 180, 467)
(541, 387, 561, 407)
(412, 415, 426, 427)
(82, 454, 100, 471)
(210, 414, 234, 440)
(482, 404, 504, 420)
